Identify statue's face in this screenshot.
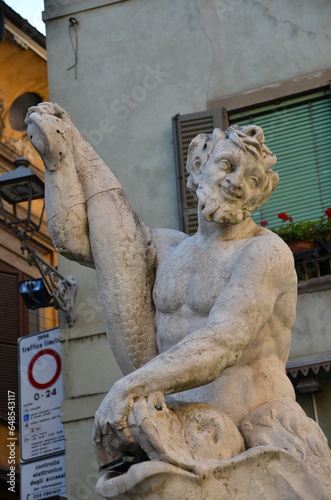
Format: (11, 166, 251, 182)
(196, 140, 266, 224)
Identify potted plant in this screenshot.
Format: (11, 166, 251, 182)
(260, 209, 331, 253)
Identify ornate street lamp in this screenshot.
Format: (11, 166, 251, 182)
(0, 157, 77, 326)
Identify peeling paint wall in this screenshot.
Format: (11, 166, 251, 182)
(0, 34, 48, 166)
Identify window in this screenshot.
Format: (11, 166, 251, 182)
(287, 358, 331, 443)
(0, 268, 28, 420)
(228, 88, 331, 229)
(173, 86, 331, 235)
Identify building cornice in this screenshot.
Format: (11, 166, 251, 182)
(1, 1, 46, 50)
(4, 19, 47, 60)
(43, 0, 127, 22)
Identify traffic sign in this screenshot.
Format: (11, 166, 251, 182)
(19, 328, 65, 462)
(20, 454, 66, 499)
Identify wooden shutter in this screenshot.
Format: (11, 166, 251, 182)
(0, 268, 28, 419)
(172, 109, 225, 234)
(228, 88, 331, 228)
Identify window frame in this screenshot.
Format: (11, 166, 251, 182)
(0, 267, 29, 421)
(208, 68, 331, 118)
(173, 68, 331, 236)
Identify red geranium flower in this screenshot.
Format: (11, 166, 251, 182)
(325, 208, 331, 220)
(260, 220, 268, 226)
(278, 212, 292, 222)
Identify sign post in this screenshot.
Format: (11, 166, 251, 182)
(18, 328, 66, 499)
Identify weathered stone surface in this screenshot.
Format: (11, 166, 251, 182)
(96, 447, 330, 500)
(26, 103, 331, 499)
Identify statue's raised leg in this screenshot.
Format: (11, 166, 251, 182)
(26, 103, 158, 377)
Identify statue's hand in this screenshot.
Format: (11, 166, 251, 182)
(25, 102, 73, 170)
(93, 379, 137, 463)
(25, 102, 71, 124)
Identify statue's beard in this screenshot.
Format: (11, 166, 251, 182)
(199, 194, 251, 225)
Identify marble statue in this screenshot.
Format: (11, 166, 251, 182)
(26, 103, 331, 499)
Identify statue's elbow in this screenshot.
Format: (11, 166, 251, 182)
(54, 237, 94, 268)
(48, 214, 94, 268)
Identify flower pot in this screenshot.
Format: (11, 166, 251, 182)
(286, 240, 316, 253)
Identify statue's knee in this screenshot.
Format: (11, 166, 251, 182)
(171, 402, 245, 462)
(239, 399, 331, 468)
(241, 400, 314, 445)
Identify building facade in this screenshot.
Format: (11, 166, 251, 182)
(42, 1, 331, 498)
(0, 3, 57, 498)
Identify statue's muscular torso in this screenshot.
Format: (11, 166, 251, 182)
(151, 227, 296, 424)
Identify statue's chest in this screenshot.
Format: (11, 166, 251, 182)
(153, 244, 232, 316)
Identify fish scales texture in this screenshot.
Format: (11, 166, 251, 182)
(74, 129, 158, 371)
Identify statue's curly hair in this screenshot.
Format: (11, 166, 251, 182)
(186, 124, 279, 211)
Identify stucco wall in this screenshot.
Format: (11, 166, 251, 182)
(290, 286, 331, 360)
(44, 0, 331, 229)
(43, 1, 331, 498)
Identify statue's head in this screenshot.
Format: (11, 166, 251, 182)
(186, 125, 278, 224)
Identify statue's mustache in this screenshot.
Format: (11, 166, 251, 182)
(200, 196, 220, 221)
(199, 192, 249, 225)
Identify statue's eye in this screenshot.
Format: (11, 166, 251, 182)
(219, 159, 232, 172)
(251, 176, 259, 186)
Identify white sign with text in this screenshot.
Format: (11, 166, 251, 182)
(20, 454, 66, 500)
(19, 328, 65, 461)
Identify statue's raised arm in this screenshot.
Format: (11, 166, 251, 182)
(25, 102, 158, 374)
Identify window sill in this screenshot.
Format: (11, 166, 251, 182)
(298, 274, 331, 294)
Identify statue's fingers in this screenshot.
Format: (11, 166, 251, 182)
(93, 439, 106, 465)
(115, 426, 136, 446)
(53, 102, 70, 120)
(25, 106, 39, 118)
(92, 420, 102, 443)
(93, 424, 122, 465)
(25, 103, 56, 122)
(110, 413, 137, 447)
(35, 102, 56, 114)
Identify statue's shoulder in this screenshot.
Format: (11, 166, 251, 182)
(150, 227, 189, 260)
(239, 228, 296, 277)
(252, 228, 293, 255)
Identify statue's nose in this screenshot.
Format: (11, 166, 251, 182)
(228, 170, 244, 190)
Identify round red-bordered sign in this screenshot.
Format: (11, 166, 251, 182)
(28, 349, 61, 390)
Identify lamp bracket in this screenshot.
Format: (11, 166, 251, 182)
(24, 242, 77, 327)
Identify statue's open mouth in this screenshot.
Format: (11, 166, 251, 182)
(95, 446, 330, 500)
(96, 458, 196, 499)
(99, 454, 149, 476)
